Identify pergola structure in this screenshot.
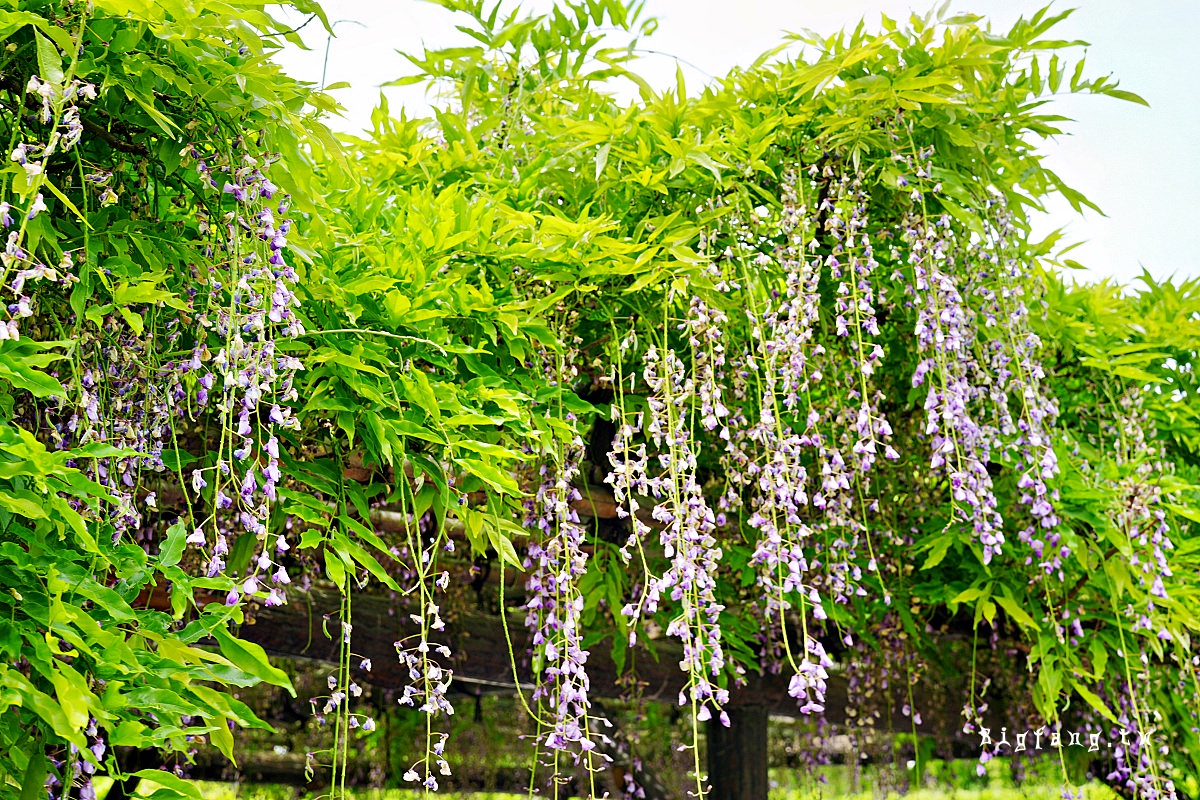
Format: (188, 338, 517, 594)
(131, 481, 997, 799)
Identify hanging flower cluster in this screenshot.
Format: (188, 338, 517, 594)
(523, 419, 603, 760)
(607, 329, 654, 581)
(606, 315, 735, 788)
(1093, 392, 1178, 800)
(976, 195, 1064, 575)
(176, 137, 304, 607)
(395, 485, 458, 789)
(641, 331, 730, 722)
(897, 145, 1006, 566)
(1110, 392, 1175, 639)
(63, 321, 176, 545)
(730, 172, 838, 713)
(815, 165, 896, 612)
(396, 587, 455, 788)
(45, 718, 106, 800)
(2, 75, 96, 340)
(1106, 683, 1177, 800)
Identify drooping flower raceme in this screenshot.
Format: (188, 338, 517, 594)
(899, 147, 1005, 565)
(177, 141, 305, 606)
(622, 332, 730, 727)
(523, 423, 604, 761)
(977, 195, 1064, 575)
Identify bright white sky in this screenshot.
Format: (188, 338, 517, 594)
(273, 1, 1200, 287)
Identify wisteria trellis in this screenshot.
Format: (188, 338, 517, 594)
(1, 1, 1198, 799)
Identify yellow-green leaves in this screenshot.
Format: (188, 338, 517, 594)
(211, 626, 296, 698)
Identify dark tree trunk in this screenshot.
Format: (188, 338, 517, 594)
(706, 704, 768, 800)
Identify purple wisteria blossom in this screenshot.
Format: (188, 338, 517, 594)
(899, 148, 1005, 565)
(523, 424, 606, 761)
(977, 196, 1064, 574)
(173, 142, 305, 604)
(617, 331, 730, 725)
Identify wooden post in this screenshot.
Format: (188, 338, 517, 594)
(706, 704, 768, 800)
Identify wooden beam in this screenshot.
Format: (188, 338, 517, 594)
(236, 583, 813, 716)
(233, 582, 987, 741)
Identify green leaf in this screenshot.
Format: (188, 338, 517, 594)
(1166, 502, 1200, 525)
(227, 532, 257, 576)
(0, 360, 66, 398)
(34, 30, 64, 87)
(401, 371, 441, 420)
(127, 89, 182, 137)
(42, 179, 91, 228)
(0, 10, 47, 41)
(455, 457, 520, 495)
(1071, 679, 1118, 724)
(595, 141, 610, 180)
(920, 535, 952, 570)
(47, 665, 91, 730)
(112, 279, 184, 308)
(1037, 661, 1063, 710)
(460, 506, 486, 554)
(211, 626, 295, 696)
(19, 751, 46, 800)
(486, 520, 522, 568)
(996, 593, 1038, 631)
(132, 770, 206, 800)
(2, 671, 84, 747)
(208, 717, 236, 764)
(158, 521, 187, 568)
(1101, 87, 1149, 107)
(950, 585, 987, 605)
(0, 489, 49, 520)
(334, 523, 400, 591)
(324, 547, 347, 589)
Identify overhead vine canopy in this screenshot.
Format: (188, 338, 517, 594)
(1, 0, 1198, 798)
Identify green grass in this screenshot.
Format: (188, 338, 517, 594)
(88, 776, 1123, 800)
